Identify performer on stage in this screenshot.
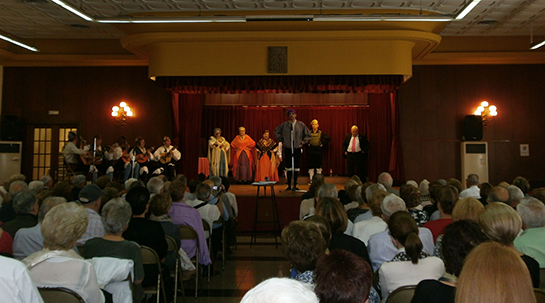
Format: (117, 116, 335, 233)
(255, 130, 280, 182)
(104, 135, 128, 181)
(274, 109, 311, 191)
(83, 135, 109, 178)
(342, 125, 370, 182)
(124, 137, 154, 181)
(208, 128, 230, 177)
(62, 131, 90, 174)
(231, 127, 255, 184)
(307, 119, 331, 183)
(153, 136, 181, 181)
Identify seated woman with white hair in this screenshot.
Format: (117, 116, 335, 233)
(240, 277, 318, 303)
(515, 197, 545, 268)
(23, 202, 106, 303)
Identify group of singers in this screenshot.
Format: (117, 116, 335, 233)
(63, 132, 181, 182)
(63, 109, 369, 188)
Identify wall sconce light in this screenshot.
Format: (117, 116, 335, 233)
(111, 101, 133, 126)
(474, 100, 497, 126)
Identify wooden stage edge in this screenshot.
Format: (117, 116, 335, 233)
(230, 176, 349, 232)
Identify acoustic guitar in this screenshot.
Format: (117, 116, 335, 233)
(79, 137, 103, 166)
(123, 147, 154, 164)
(159, 146, 178, 164)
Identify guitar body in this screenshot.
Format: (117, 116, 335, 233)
(159, 146, 177, 164)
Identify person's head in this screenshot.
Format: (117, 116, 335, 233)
(378, 172, 393, 189)
(187, 179, 201, 193)
(196, 183, 212, 201)
(308, 178, 324, 198)
(419, 179, 430, 196)
(311, 119, 319, 131)
(479, 202, 522, 246)
(67, 131, 77, 142)
(28, 181, 44, 194)
(125, 186, 150, 216)
(516, 197, 545, 229)
(13, 190, 38, 215)
(513, 176, 530, 194)
(438, 185, 458, 215)
(487, 186, 509, 203)
(240, 277, 318, 303)
(100, 187, 119, 212)
(365, 183, 387, 202)
(533, 187, 545, 204)
(213, 128, 222, 138)
(314, 250, 373, 303)
(220, 176, 230, 192)
(369, 189, 388, 217)
(281, 220, 327, 273)
(262, 130, 270, 140)
(507, 185, 524, 207)
(168, 180, 187, 202)
(149, 192, 173, 217)
(448, 178, 463, 194)
(51, 181, 72, 201)
(38, 196, 67, 222)
(78, 184, 104, 211)
(208, 175, 222, 194)
(174, 174, 187, 186)
(452, 197, 484, 222)
(239, 126, 246, 136)
(147, 177, 165, 195)
(344, 180, 359, 202)
(316, 183, 338, 201)
(441, 220, 489, 276)
(303, 215, 332, 247)
(41, 202, 88, 250)
(388, 211, 422, 264)
(9, 180, 28, 198)
(101, 198, 132, 235)
(135, 136, 145, 148)
(96, 175, 111, 189)
(350, 125, 359, 136)
(399, 184, 421, 208)
(466, 174, 479, 187)
(163, 136, 171, 147)
(72, 174, 86, 188)
(286, 109, 296, 121)
(349, 175, 363, 186)
(456, 242, 535, 303)
(381, 194, 406, 221)
(479, 182, 493, 200)
(116, 135, 127, 147)
(315, 197, 348, 233)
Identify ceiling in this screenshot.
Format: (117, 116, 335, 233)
(1, 0, 544, 65)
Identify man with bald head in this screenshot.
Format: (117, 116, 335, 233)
(342, 125, 370, 182)
(487, 186, 510, 204)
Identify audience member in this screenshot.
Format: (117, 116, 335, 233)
(315, 197, 370, 266)
(368, 194, 434, 271)
(185, 179, 201, 201)
(147, 176, 165, 197)
(315, 250, 374, 303)
(77, 184, 105, 245)
(423, 185, 457, 242)
(0, 226, 12, 257)
(479, 202, 540, 287)
(400, 184, 428, 227)
(281, 220, 327, 284)
(378, 211, 444, 300)
(220, 176, 238, 218)
(419, 179, 431, 207)
(455, 242, 536, 303)
(478, 182, 492, 206)
(28, 181, 44, 194)
(149, 192, 181, 271)
(514, 197, 545, 268)
(3, 190, 38, 238)
(487, 186, 509, 204)
(507, 185, 524, 208)
(240, 277, 318, 303)
(352, 189, 388, 245)
(0, 180, 28, 223)
(459, 174, 480, 199)
(71, 174, 87, 200)
(378, 172, 398, 196)
(13, 197, 66, 260)
(346, 185, 373, 223)
(23, 203, 105, 303)
(96, 175, 111, 190)
(40, 175, 53, 190)
(184, 182, 221, 238)
(513, 176, 530, 195)
(447, 178, 463, 194)
(0, 255, 44, 303)
(52, 181, 72, 201)
(412, 220, 488, 303)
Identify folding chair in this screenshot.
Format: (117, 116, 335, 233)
(165, 235, 184, 303)
(179, 225, 200, 298)
(386, 285, 417, 303)
(38, 287, 85, 303)
(140, 246, 167, 303)
(213, 217, 227, 270)
(201, 219, 213, 283)
(535, 288, 545, 303)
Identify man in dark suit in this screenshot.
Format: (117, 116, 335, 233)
(342, 125, 370, 181)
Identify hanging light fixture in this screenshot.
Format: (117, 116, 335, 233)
(111, 101, 134, 126)
(474, 100, 497, 126)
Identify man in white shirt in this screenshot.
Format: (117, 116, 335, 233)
(459, 173, 480, 199)
(184, 182, 221, 238)
(367, 194, 435, 271)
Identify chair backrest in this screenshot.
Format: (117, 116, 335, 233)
(165, 235, 179, 252)
(540, 268, 545, 290)
(535, 288, 545, 303)
(386, 285, 417, 303)
(201, 219, 211, 234)
(38, 287, 85, 303)
(179, 225, 199, 240)
(140, 246, 162, 270)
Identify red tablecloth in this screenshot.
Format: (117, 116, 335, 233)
(198, 157, 209, 176)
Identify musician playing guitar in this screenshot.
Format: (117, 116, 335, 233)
(82, 135, 109, 177)
(124, 137, 154, 181)
(62, 131, 90, 175)
(153, 136, 181, 180)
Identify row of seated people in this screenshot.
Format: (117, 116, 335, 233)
(0, 171, 238, 303)
(286, 173, 545, 303)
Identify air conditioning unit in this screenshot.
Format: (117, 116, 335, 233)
(461, 142, 488, 184)
(0, 141, 22, 183)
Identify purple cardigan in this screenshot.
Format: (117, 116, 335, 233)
(169, 202, 211, 265)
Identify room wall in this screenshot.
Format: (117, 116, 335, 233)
(399, 64, 545, 185)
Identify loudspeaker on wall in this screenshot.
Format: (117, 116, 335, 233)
(463, 115, 483, 141)
(1, 115, 22, 141)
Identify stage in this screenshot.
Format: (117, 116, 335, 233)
(227, 176, 348, 232)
